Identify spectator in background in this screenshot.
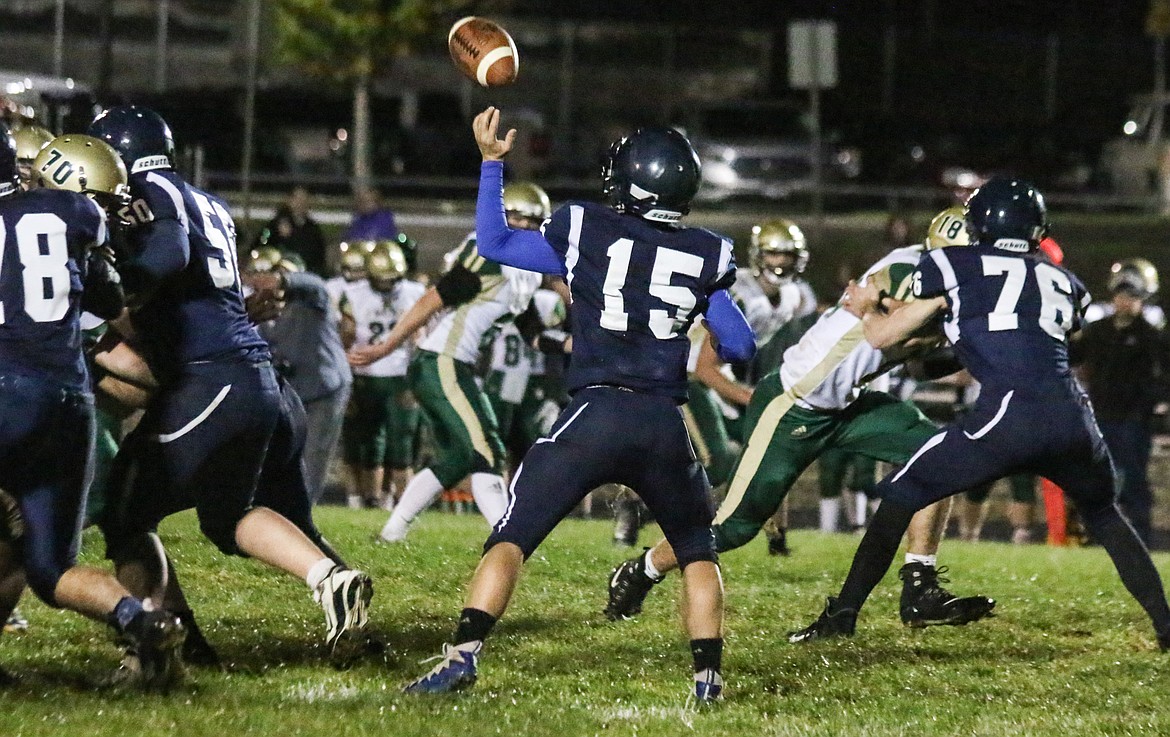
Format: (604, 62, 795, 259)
(245, 247, 353, 504)
(1072, 261, 1170, 545)
(255, 186, 330, 276)
(344, 187, 398, 243)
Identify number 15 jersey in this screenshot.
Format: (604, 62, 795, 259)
(540, 201, 735, 401)
(913, 244, 1092, 397)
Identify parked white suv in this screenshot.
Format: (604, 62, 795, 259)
(674, 100, 860, 203)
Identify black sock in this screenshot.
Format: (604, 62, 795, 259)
(454, 607, 497, 645)
(690, 638, 723, 673)
(176, 610, 207, 642)
(1083, 503, 1170, 634)
(837, 499, 918, 612)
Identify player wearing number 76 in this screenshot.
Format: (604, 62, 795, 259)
(403, 107, 755, 702)
(789, 177, 1170, 652)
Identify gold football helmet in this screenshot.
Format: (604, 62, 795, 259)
(248, 246, 284, 273)
(32, 135, 130, 210)
(366, 241, 408, 286)
(12, 124, 53, 174)
(749, 218, 808, 282)
(503, 181, 551, 222)
(1109, 258, 1159, 299)
(339, 242, 368, 281)
(925, 206, 971, 250)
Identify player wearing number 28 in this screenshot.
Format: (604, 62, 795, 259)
(0, 121, 197, 688)
(790, 178, 1170, 651)
(403, 107, 755, 702)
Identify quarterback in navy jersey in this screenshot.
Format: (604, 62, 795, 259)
(404, 107, 754, 702)
(790, 178, 1170, 652)
(0, 122, 188, 688)
(89, 106, 372, 653)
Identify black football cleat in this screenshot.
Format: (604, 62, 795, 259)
(766, 528, 792, 557)
(898, 563, 996, 628)
(178, 613, 221, 668)
(788, 597, 857, 643)
(112, 610, 187, 692)
(1157, 629, 1170, 652)
(604, 551, 660, 621)
(612, 492, 645, 548)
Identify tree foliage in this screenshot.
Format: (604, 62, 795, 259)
(272, 0, 474, 82)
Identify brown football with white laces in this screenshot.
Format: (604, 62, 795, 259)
(448, 16, 519, 87)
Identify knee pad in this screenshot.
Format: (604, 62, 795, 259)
(669, 527, 718, 569)
(482, 529, 536, 561)
(199, 516, 245, 557)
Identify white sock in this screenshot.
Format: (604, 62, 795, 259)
(305, 557, 336, 590)
(381, 468, 443, 541)
(470, 472, 508, 527)
(643, 549, 664, 581)
(904, 552, 937, 568)
(855, 494, 869, 526)
(819, 498, 840, 533)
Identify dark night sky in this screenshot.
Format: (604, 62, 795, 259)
(508, 0, 1148, 35)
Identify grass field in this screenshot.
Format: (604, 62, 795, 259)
(3, 509, 1170, 736)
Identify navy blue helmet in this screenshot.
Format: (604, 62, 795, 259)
(0, 121, 17, 193)
(602, 126, 701, 225)
(965, 177, 1048, 252)
(88, 105, 175, 174)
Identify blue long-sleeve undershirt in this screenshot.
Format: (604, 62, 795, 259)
(706, 289, 756, 363)
(475, 160, 565, 275)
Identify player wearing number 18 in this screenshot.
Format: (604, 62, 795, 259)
(0, 121, 192, 688)
(403, 108, 755, 702)
(88, 106, 373, 655)
(790, 178, 1170, 652)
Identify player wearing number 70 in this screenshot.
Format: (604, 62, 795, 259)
(86, 106, 374, 658)
(403, 107, 755, 702)
(789, 177, 1170, 651)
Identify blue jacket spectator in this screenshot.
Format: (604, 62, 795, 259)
(343, 187, 398, 242)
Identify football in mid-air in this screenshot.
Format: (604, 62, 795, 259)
(448, 16, 519, 87)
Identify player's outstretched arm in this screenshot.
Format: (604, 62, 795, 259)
(475, 160, 564, 274)
(704, 290, 756, 363)
(861, 296, 947, 350)
(472, 107, 564, 275)
(694, 330, 753, 406)
(348, 287, 444, 367)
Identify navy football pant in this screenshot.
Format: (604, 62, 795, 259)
(0, 373, 94, 606)
(486, 386, 717, 568)
(104, 361, 281, 557)
(253, 378, 344, 566)
(878, 388, 1115, 513)
(835, 388, 1170, 633)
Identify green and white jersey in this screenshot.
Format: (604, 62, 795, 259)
(342, 277, 426, 378)
(779, 245, 926, 411)
(684, 270, 811, 372)
(420, 233, 542, 365)
(487, 322, 534, 404)
(731, 270, 814, 346)
(324, 275, 350, 314)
